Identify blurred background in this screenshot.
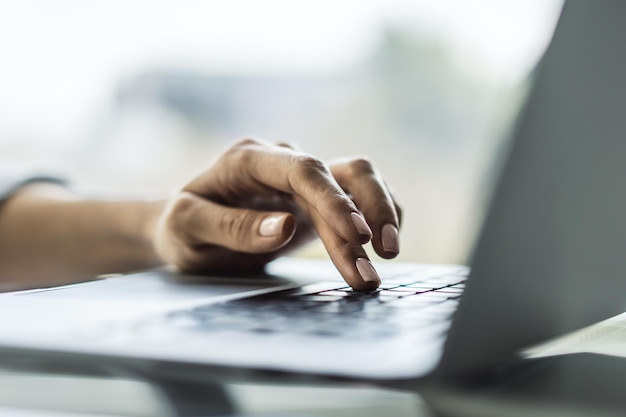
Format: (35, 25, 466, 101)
(0, 0, 562, 265)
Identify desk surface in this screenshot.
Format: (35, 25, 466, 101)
(0, 367, 434, 417)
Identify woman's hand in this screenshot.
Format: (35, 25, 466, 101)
(153, 138, 402, 291)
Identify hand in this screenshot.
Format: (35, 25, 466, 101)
(153, 138, 402, 290)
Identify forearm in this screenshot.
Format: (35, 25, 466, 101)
(0, 184, 166, 291)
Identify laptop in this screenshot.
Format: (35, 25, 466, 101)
(1, 0, 626, 390)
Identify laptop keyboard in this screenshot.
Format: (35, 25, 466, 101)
(162, 270, 467, 341)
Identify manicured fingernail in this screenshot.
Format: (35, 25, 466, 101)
(382, 223, 399, 254)
(259, 214, 285, 237)
(356, 258, 381, 284)
(351, 212, 372, 239)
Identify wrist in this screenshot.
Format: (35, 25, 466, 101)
(140, 199, 168, 264)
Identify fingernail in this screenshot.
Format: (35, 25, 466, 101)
(351, 212, 372, 239)
(382, 223, 399, 254)
(259, 214, 285, 237)
(356, 258, 381, 284)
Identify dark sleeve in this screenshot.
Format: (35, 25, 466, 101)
(0, 168, 67, 204)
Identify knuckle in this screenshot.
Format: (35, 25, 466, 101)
(233, 137, 261, 148)
(238, 145, 257, 166)
(220, 210, 253, 245)
(347, 157, 375, 176)
(226, 139, 260, 166)
(226, 138, 262, 162)
(289, 155, 357, 211)
(294, 155, 329, 178)
(290, 155, 342, 199)
(275, 141, 295, 150)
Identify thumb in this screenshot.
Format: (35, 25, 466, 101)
(178, 193, 296, 253)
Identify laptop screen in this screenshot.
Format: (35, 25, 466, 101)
(439, 0, 626, 378)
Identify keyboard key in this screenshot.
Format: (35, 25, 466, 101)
(299, 295, 344, 303)
(318, 290, 350, 297)
(383, 287, 419, 293)
(423, 275, 467, 286)
(403, 283, 443, 290)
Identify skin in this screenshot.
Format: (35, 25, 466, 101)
(0, 139, 402, 292)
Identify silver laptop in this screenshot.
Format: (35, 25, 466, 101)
(1, 0, 626, 387)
